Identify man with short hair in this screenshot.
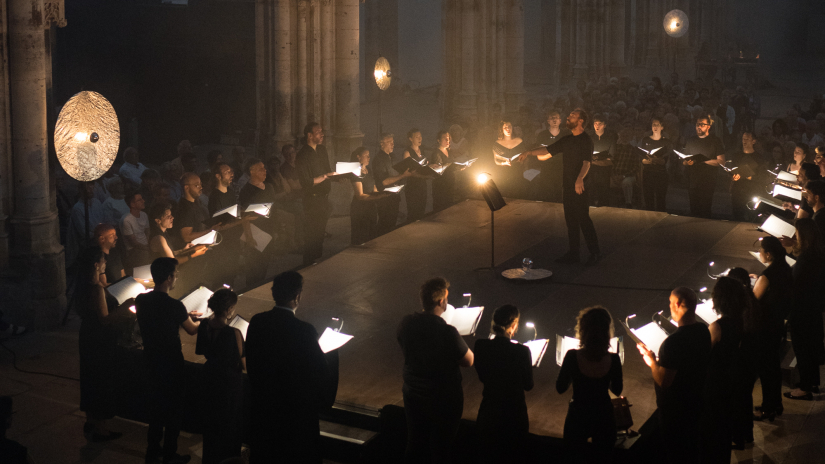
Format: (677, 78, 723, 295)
(637, 287, 711, 464)
(296, 122, 336, 265)
(246, 271, 331, 464)
(804, 179, 825, 236)
(119, 147, 147, 189)
(682, 115, 726, 218)
(93, 224, 125, 285)
(397, 277, 474, 463)
(121, 192, 151, 269)
(209, 162, 253, 286)
(136, 258, 201, 464)
(730, 131, 766, 221)
(175, 172, 218, 245)
(371, 133, 410, 235)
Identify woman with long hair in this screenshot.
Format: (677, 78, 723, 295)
(148, 202, 207, 263)
(195, 289, 245, 463)
(473, 305, 534, 464)
(492, 120, 529, 198)
(786, 218, 825, 400)
(751, 235, 793, 420)
(556, 306, 622, 463)
(348, 147, 382, 244)
(430, 130, 459, 212)
(640, 116, 673, 212)
(401, 129, 429, 223)
(787, 142, 810, 174)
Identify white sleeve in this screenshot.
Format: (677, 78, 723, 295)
(122, 215, 135, 236)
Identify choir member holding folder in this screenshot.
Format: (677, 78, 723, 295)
(296, 122, 336, 266)
(401, 129, 429, 222)
(246, 271, 332, 464)
(492, 120, 529, 198)
(681, 115, 725, 218)
(239, 157, 281, 285)
(556, 306, 622, 463)
(640, 117, 672, 212)
(349, 147, 394, 245)
(195, 289, 245, 464)
(397, 277, 474, 464)
(637, 288, 710, 464)
(207, 162, 251, 287)
(430, 131, 460, 212)
(730, 132, 766, 221)
(473, 305, 533, 464)
(371, 134, 409, 235)
(148, 202, 208, 299)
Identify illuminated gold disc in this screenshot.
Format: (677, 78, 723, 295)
(663, 9, 689, 38)
(55, 91, 120, 182)
(374, 56, 392, 91)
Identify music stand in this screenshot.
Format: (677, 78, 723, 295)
(475, 173, 506, 271)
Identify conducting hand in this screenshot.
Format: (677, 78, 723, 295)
(575, 178, 585, 195)
(732, 174, 741, 181)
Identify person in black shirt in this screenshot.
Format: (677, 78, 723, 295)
(349, 147, 390, 244)
(397, 277, 474, 463)
(473, 305, 533, 464)
(803, 180, 825, 237)
(682, 115, 726, 218)
(208, 162, 252, 288)
(246, 271, 332, 464)
(557, 306, 622, 462)
(532, 109, 570, 202)
(525, 108, 601, 265)
(588, 114, 617, 207)
(371, 134, 410, 235)
(430, 130, 462, 212)
(637, 287, 711, 464)
(729, 132, 766, 222)
(136, 258, 201, 464)
(93, 224, 125, 285)
(640, 117, 673, 212)
(175, 172, 225, 293)
(296, 122, 335, 265)
(401, 129, 430, 223)
(239, 158, 279, 286)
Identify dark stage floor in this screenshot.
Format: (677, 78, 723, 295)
(194, 198, 766, 438)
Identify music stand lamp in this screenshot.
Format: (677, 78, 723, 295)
(373, 56, 392, 135)
(475, 173, 506, 271)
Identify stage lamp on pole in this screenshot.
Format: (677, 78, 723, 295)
(663, 9, 689, 72)
(374, 56, 392, 135)
(475, 173, 506, 271)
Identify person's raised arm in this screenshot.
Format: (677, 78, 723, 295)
(638, 343, 676, 387)
(705, 153, 725, 167)
(458, 347, 474, 367)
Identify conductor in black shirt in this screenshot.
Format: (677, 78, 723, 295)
(525, 108, 601, 265)
(683, 116, 726, 218)
(246, 271, 331, 464)
(397, 277, 474, 464)
(296, 122, 336, 266)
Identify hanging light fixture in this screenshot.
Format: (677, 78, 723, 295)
(663, 9, 689, 38)
(54, 91, 120, 182)
(373, 56, 392, 91)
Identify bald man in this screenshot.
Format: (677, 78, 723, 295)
(174, 172, 214, 246)
(93, 223, 125, 285)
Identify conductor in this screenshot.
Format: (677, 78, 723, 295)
(524, 108, 601, 265)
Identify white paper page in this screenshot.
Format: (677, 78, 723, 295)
(631, 322, 668, 355)
(525, 339, 550, 367)
(440, 305, 483, 336)
(777, 171, 798, 183)
(190, 230, 218, 246)
(760, 215, 796, 239)
(318, 327, 354, 353)
(787, 255, 797, 266)
(772, 184, 802, 201)
(181, 286, 214, 318)
(240, 223, 272, 252)
(245, 203, 273, 218)
(229, 315, 249, 340)
(432, 164, 449, 174)
(383, 185, 404, 193)
(212, 204, 238, 219)
(107, 279, 148, 305)
(695, 299, 720, 325)
(673, 149, 688, 159)
(133, 264, 152, 282)
(649, 147, 662, 155)
(335, 162, 362, 176)
(754, 196, 785, 211)
(523, 169, 541, 181)
(455, 158, 478, 166)
(555, 335, 621, 366)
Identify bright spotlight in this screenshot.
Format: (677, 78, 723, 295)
(699, 287, 708, 293)
(525, 322, 534, 328)
(74, 131, 88, 142)
(477, 173, 490, 184)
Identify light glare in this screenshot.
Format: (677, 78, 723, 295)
(525, 322, 534, 328)
(477, 173, 490, 184)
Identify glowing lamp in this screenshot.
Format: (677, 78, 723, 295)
(525, 322, 534, 328)
(477, 173, 490, 184)
(373, 56, 392, 91)
(663, 10, 689, 38)
(54, 91, 120, 182)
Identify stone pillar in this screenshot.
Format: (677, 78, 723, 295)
(297, 1, 309, 133)
(457, 0, 477, 117)
(573, 0, 588, 78)
(505, 0, 524, 115)
(334, 0, 363, 161)
(321, 0, 334, 140)
(255, 0, 272, 155)
(610, 0, 626, 76)
(0, 0, 12, 266)
(273, 0, 294, 149)
(8, 0, 65, 328)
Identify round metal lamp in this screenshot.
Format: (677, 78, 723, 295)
(54, 91, 120, 182)
(663, 9, 689, 38)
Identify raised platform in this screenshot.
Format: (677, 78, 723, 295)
(187, 198, 766, 438)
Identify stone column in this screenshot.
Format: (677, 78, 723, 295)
(297, 0, 309, 133)
(610, 0, 626, 76)
(255, 0, 273, 156)
(273, 0, 294, 149)
(505, 0, 524, 115)
(457, 0, 477, 117)
(645, 0, 661, 68)
(573, 0, 588, 78)
(8, 0, 65, 328)
(321, 0, 334, 139)
(334, 0, 363, 160)
(0, 0, 12, 266)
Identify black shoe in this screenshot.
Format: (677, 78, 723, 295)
(784, 391, 813, 401)
(90, 431, 122, 442)
(163, 454, 191, 464)
(755, 405, 784, 416)
(584, 253, 601, 267)
(555, 252, 580, 264)
(753, 411, 775, 422)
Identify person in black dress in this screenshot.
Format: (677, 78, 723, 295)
(588, 114, 617, 207)
(557, 306, 622, 463)
(785, 219, 825, 401)
(402, 129, 430, 223)
(473, 305, 533, 464)
(349, 147, 380, 244)
(430, 130, 460, 212)
(640, 117, 673, 212)
(701, 277, 747, 463)
(195, 289, 245, 464)
(751, 235, 793, 420)
(492, 120, 529, 198)
(77, 246, 132, 442)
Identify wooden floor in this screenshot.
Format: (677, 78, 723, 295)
(218, 198, 767, 438)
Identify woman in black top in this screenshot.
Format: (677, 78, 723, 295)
(786, 218, 825, 401)
(77, 246, 133, 442)
(556, 306, 622, 463)
(402, 129, 429, 223)
(430, 130, 458, 212)
(640, 117, 673, 212)
(195, 289, 245, 464)
(752, 235, 793, 420)
(349, 147, 381, 244)
(148, 202, 206, 263)
(701, 277, 747, 462)
(492, 120, 529, 198)
(473, 305, 534, 464)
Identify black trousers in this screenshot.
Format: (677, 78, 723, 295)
(402, 386, 463, 464)
(643, 167, 668, 212)
(376, 193, 401, 236)
(563, 189, 599, 255)
(303, 195, 330, 265)
(791, 312, 824, 391)
(146, 361, 185, 460)
(757, 327, 783, 413)
(405, 178, 428, 223)
(588, 165, 612, 207)
(688, 174, 716, 218)
(658, 408, 701, 464)
(730, 180, 758, 222)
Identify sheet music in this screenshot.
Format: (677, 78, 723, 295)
(318, 327, 354, 353)
(754, 196, 785, 211)
(772, 184, 802, 201)
(555, 335, 621, 366)
(335, 162, 362, 176)
(749, 251, 796, 267)
(523, 169, 541, 181)
(432, 164, 449, 174)
(240, 223, 272, 252)
(630, 322, 669, 355)
(695, 299, 721, 325)
(673, 149, 688, 159)
(777, 171, 798, 183)
(190, 230, 218, 246)
(229, 315, 249, 340)
(181, 286, 214, 318)
(212, 204, 238, 219)
(133, 264, 152, 282)
(760, 214, 796, 239)
(107, 278, 149, 305)
(524, 339, 549, 367)
(245, 203, 273, 218)
(454, 158, 478, 167)
(383, 185, 404, 193)
(441, 304, 484, 336)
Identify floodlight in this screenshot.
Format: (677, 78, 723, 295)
(54, 91, 120, 182)
(664, 10, 689, 38)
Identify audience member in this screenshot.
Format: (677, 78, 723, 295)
(119, 147, 147, 190)
(101, 177, 129, 228)
(121, 192, 151, 270)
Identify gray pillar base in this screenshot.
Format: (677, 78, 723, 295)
(7, 249, 66, 330)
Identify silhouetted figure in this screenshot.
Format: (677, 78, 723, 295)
(0, 396, 29, 464)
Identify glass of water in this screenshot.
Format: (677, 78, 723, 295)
(522, 258, 533, 273)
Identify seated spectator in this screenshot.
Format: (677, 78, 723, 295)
(101, 177, 130, 228)
(119, 147, 147, 190)
(280, 144, 302, 194)
(161, 163, 184, 202)
(138, 169, 162, 208)
(93, 224, 125, 285)
(206, 149, 223, 173)
(66, 182, 103, 268)
(121, 192, 151, 270)
(611, 127, 641, 209)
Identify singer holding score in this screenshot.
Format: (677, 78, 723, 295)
(523, 108, 601, 265)
(637, 288, 711, 464)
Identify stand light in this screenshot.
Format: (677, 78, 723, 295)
(373, 56, 392, 135)
(663, 9, 689, 72)
(525, 322, 537, 341)
(475, 173, 506, 271)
